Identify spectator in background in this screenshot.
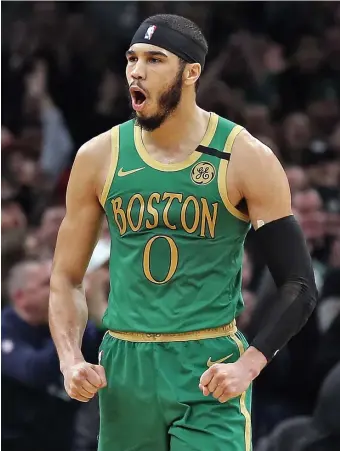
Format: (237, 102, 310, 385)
(36, 204, 66, 257)
(255, 363, 340, 451)
(285, 165, 309, 195)
(1, 259, 103, 451)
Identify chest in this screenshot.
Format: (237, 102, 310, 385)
(107, 161, 222, 238)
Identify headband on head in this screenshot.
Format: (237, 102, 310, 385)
(130, 22, 207, 69)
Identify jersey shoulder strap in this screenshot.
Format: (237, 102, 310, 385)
(199, 116, 244, 161)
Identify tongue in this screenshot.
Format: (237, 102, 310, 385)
(132, 97, 146, 111)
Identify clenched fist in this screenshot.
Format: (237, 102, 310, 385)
(199, 361, 252, 403)
(62, 361, 107, 402)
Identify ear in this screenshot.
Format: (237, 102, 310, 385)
(183, 63, 201, 87)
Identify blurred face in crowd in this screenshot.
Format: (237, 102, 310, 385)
(292, 189, 325, 241)
(283, 113, 311, 152)
(307, 160, 340, 188)
(6, 151, 38, 187)
(126, 43, 200, 131)
(307, 98, 339, 135)
(39, 206, 66, 249)
(295, 36, 323, 72)
(1, 201, 27, 232)
(285, 165, 308, 194)
(2, 178, 18, 201)
(243, 104, 272, 137)
(2, 126, 14, 148)
(8, 260, 52, 325)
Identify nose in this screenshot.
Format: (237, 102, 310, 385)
(131, 60, 146, 81)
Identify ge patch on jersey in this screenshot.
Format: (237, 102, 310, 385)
(191, 161, 216, 185)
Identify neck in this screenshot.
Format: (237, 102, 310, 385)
(143, 97, 210, 151)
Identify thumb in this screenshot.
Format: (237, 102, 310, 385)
(200, 368, 213, 387)
(92, 364, 107, 388)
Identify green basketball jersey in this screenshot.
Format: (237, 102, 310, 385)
(100, 113, 250, 333)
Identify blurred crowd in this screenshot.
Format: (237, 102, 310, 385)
(2, 2, 340, 451)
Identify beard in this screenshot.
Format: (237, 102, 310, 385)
(128, 65, 185, 132)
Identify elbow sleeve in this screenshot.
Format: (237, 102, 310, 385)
(250, 215, 318, 361)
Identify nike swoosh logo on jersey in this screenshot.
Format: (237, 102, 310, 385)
(207, 353, 233, 367)
(118, 167, 145, 177)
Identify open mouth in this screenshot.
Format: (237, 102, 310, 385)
(130, 87, 147, 110)
(133, 90, 146, 105)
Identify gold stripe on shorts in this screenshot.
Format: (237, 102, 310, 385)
(108, 320, 237, 342)
(230, 332, 252, 451)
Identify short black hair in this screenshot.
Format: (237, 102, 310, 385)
(143, 14, 208, 55)
(143, 14, 208, 92)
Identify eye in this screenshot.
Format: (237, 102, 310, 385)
(127, 56, 137, 63)
(149, 58, 161, 64)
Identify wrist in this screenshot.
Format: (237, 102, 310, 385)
(60, 353, 85, 373)
(237, 346, 267, 380)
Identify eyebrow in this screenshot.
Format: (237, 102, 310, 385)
(125, 50, 168, 58)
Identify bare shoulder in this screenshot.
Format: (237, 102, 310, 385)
(231, 129, 292, 228)
(75, 130, 111, 172)
(71, 130, 112, 200)
(231, 129, 284, 181)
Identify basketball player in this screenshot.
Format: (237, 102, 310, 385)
(49, 14, 317, 451)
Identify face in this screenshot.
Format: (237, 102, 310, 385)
(126, 43, 193, 131)
(292, 189, 326, 241)
(285, 166, 308, 194)
(1, 202, 26, 232)
(13, 261, 52, 325)
(39, 206, 66, 248)
(283, 113, 311, 151)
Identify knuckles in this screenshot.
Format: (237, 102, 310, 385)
(215, 373, 227, 384)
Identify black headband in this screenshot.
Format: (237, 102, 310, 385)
(130, 22, 206, 69)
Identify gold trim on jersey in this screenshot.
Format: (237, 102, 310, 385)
(230, 333, 252, 451)
(100, 126, 120, 207)
(134, 112, 218, 171)
(218, 125, 250, 222)
(108, 320, 237, 342)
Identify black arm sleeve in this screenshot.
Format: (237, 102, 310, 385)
(250, 215, 318, 361)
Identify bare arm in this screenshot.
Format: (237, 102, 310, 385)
(49, 135, 108, 372)
(200, 131, 317, 402)
(200, 131, 299, 400)
(231, 132, 292, 376)
(231, 130, 292, 230)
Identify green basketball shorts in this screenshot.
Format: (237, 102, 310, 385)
(98, 324, 252, 451)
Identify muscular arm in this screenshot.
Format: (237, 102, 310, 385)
(49, 135, 108, 372)
(231, 131, 317, 376)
